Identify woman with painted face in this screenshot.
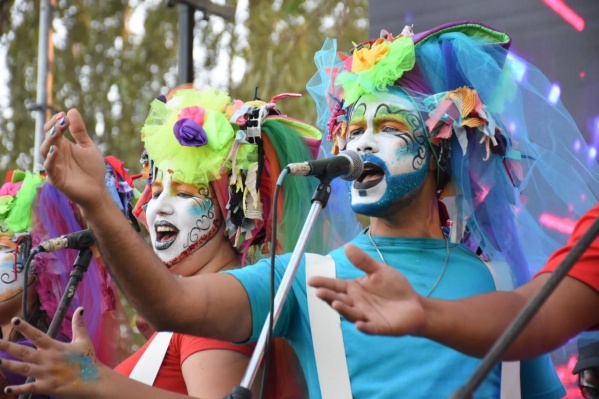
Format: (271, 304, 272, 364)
(0, 170, 131, 397)
(112, 87, 345, 398)
(0, 87, 357, 398)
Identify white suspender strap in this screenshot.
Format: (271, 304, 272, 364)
(129, 331, 174, 386)
(500, 360, 522, 399)
(483, 261, 521, 399)
(306, 254, 352, 399)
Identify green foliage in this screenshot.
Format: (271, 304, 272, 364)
(0, 1, 367, 180)
(0, 0, 180, 179)
(232, 0, 369, 125)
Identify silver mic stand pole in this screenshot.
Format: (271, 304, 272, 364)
(225, 178, 333, 398)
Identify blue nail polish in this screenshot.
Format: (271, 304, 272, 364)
(59, 117, 66, 126)
(49, 146, 54, 154)
(50, 126, 55, 136)
(13, 319, 20, 326)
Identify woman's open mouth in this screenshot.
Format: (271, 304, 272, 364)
(154, 220, 179, 250)
(353, 162, 384, 190)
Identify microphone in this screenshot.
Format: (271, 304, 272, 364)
(35, 229, 95, 253)
(285, 150, 363, 181)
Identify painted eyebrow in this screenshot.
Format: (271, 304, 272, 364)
(348, 116, 366, 126)
(373, 115, 410, 131)
(170, 182, 209, 197)
(150, 181, 163, 192)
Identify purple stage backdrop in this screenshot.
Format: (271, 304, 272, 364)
(369, 0, 599, 158)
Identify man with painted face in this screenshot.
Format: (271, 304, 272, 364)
(4, 21, 593, 398)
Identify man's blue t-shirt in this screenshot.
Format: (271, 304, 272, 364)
(226, 233, 564, 398)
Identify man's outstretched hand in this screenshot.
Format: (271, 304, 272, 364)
(308, 244, 427, 336)
(41, 109, 109, 208)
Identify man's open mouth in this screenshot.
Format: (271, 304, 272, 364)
(353, 162, 384, 190)
(154, 220, 179, 250)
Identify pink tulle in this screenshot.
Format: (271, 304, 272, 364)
(32, 184, 131, 366)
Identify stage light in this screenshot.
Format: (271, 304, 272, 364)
(542, 0, 585, 31)
(548, 84, 561, 104)
(539, 212, 576, 235)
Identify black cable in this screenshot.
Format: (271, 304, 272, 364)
(258, 179, 283, 399)
(21, 249, 39, 323)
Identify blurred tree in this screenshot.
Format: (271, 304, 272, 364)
(0, 0, 181, 179)
(0, 0, 367, 349)
(0, 0, 13, 37)
(0, 0, 367, 180)
(232, 0, 368, 125)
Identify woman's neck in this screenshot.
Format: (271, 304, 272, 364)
(167, 233, 241, 277)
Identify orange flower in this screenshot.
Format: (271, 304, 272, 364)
(351, 42, 390, 72)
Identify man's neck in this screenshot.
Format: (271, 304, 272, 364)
(367, 181, 444, 239)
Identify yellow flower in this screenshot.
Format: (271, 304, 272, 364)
(351, 42, 390, 73)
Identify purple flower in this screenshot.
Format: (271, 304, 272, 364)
(173, 118, 208, 147)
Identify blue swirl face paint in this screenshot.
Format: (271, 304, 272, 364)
(345, 92, 429, 217)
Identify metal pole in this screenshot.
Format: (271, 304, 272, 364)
(177, 3, 194, 84)
(33, 0, 52, 171)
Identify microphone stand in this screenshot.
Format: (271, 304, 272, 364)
(450, 215, 599, 399)
(19, 248, 94, 399)
(225, 178, 333, 399)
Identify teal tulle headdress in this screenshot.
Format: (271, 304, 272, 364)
(307, 21, 599, 287)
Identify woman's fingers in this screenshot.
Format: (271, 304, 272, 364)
(40, 112, 69, 159)
(10, 318, 57, 351)
(0, 341, 38, 365)
(0, 358, 39, 380)
(4, 380, 42, 397)
(71, 308, 92, 347)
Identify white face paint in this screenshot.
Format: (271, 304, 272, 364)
(345, 92, 429, 216)
(145, 171, 219, 266)
(0, 241, 27, 302)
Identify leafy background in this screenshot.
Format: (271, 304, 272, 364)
(0, 0, 368, 350)
(0, 0, 368, 178)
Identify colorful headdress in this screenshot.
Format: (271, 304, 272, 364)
(136, 87, 356, 263)
(0, 170, 131, 367)
(0, 170, 44, 238)
(0, 171, 44, 299)
(307, 21, 599, 287)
